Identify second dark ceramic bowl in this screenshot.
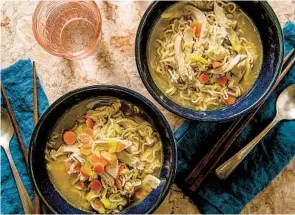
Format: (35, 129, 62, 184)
(29, 85, 176, 214)
(135, 1, 284, 121)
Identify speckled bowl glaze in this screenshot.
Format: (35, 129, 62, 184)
(29, 85, 177, 214)
(136, 1, 284, 121)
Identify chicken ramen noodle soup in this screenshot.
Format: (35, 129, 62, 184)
(148, 1, 263, 110)
(45, 99, 162, 213)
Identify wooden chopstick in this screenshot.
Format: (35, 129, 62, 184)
(1, 86, 29, 165)
(185, 116, 244, 185)
(32, 61, 41, 214)
(283, 48, 295, 64)
(186, 48, 295, 191)
(33, 62, 39, 126)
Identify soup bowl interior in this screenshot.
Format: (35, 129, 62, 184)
(136, 1, 283, 121)
(29, 85, 176, 214)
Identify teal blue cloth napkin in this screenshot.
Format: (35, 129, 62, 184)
(175, 21, 295, 214)
(1, 59, 49, 214)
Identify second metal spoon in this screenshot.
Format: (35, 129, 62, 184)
(216, 84, 295, 179)
(1, 108, 34, 213)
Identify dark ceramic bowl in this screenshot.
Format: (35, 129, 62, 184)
(29, 85, 177, 214)
(136, 1, 284, 121)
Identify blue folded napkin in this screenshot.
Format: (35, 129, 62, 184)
(1, 59, 49, 214)
(175, 21, 295, 214)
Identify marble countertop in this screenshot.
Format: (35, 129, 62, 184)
(1, 0, 295, 213)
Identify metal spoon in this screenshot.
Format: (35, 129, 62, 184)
(216, 84, 295, 179)
(1, 108, 34, 213)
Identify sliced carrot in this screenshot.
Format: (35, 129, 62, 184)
(222, 95, 236, 105)
(84, 128, 94, 137)
(212, 61, 222, 69)
(118, 163, 126, 175)
(80, 134, 91, 144)
(199, 74, 209, 84)
(98, 157, 108, 166)
(78, 181, 85, 189)
(89, 155, 98, 165)
(86, 118, 94, 129)
(80, 147, 92, 156)
(75, 163, 82, 172)
(134, 189, 145, 199)
(89, 155, 108, 167)
(93, 163, 105, 174)
(190, 22, 202, 37)
(90, 179, 102, 192)
(80, 166, 90, 177)
(63, 131, 77, 145)
(115, 179, 122, 190)
(216, 76, 228, 85)
(82, 141, 92, 149)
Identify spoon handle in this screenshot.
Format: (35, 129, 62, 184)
(216, 117, 280, 179)
(4, 148, 34, 214)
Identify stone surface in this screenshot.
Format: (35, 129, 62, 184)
(1, 1, 294, 214)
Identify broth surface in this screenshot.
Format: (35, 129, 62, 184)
(47, 156, 92, 212)
(46, 99, 163, 213)
(148, 1, 263, 110)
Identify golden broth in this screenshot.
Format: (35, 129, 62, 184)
(46, 99, 163, 213)
(47, 156, 92, 212)
(148, 1, 263, 110)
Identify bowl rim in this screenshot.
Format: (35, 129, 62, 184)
(135, 1, 284, 122)
(29, 84, 177, 214)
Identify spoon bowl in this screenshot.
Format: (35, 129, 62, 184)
(0, 108, 14, 149)
(0, 108, 34, 213)
(216, 84, 295, 179)
(276, 85, 295, 120)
